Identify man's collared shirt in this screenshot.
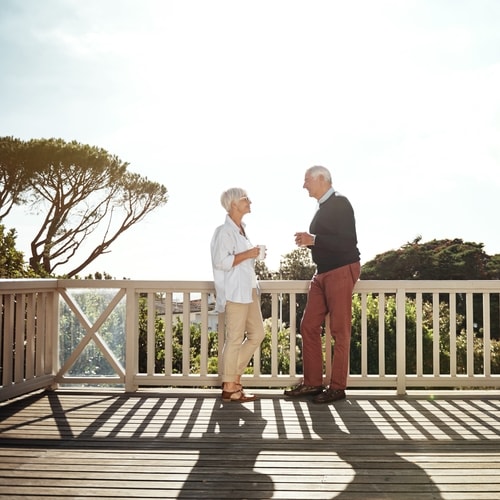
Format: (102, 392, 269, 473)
(318, 186, 335, 205)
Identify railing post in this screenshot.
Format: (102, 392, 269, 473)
(125, 285, 138, 392)
(216, 312, 225, 387)
(49, 287, 60, 390)
(396, 287, 406, 395)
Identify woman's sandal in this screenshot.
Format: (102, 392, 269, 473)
(221, 388, 257, 403)
(221, 383, 242, 390)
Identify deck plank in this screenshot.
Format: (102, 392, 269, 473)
(0, 389, 499, 499)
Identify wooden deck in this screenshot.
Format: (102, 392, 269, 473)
(0, 389, 499, 500)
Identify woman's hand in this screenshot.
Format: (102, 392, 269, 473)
(248, 246, 261, 259)
(232, 246, 260, 266)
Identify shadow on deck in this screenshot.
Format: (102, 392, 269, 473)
(0, 389, 499, 499)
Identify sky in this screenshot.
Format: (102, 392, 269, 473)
(1, 0, 500, 281)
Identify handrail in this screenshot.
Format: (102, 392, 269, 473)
(1, 279, 500, 401)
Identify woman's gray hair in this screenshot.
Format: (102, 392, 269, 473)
(307, 165, 332, 184)
(220, 187, 247, 212)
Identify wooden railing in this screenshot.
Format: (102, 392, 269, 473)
(1, 278, 500, 401)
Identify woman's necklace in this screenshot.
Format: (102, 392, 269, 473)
(230, 215, 246, 237)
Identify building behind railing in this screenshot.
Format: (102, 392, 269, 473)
(1, 279, 500, 402)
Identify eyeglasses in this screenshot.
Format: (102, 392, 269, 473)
(240, 196, 251, 202)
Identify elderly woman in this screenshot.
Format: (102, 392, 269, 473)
(210, 188, 265, 402)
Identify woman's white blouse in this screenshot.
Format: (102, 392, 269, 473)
(210, 214, 257, 313)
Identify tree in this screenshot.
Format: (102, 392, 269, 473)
(254, 259, 273, 280)
(83, 271, 115, 280)
(0, 137, 168, 277)
(487, 254, 500, 279)
(278, 247, 316, 281)
(0, 224, 33, 278)
(361, 237, 495, 280)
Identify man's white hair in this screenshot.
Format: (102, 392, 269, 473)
(307, 165, 332, 184)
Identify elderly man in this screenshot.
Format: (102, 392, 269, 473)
(285, 165, 360, 403)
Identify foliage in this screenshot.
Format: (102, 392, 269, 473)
(0, 224, 36, 278)
(487, 254, 500, 279)
(82, 271, 115, 280)
(172, 318, 219, 375)
(189, 321, 220, 375)
(350, 293, 429, 375)
(259, 318, 294, 375)
(0, 136, 38, 219)
(137, 295, 169, 374)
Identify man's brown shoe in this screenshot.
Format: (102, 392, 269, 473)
(312, 388, 346, 404)
(284, 382, 323, 398)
